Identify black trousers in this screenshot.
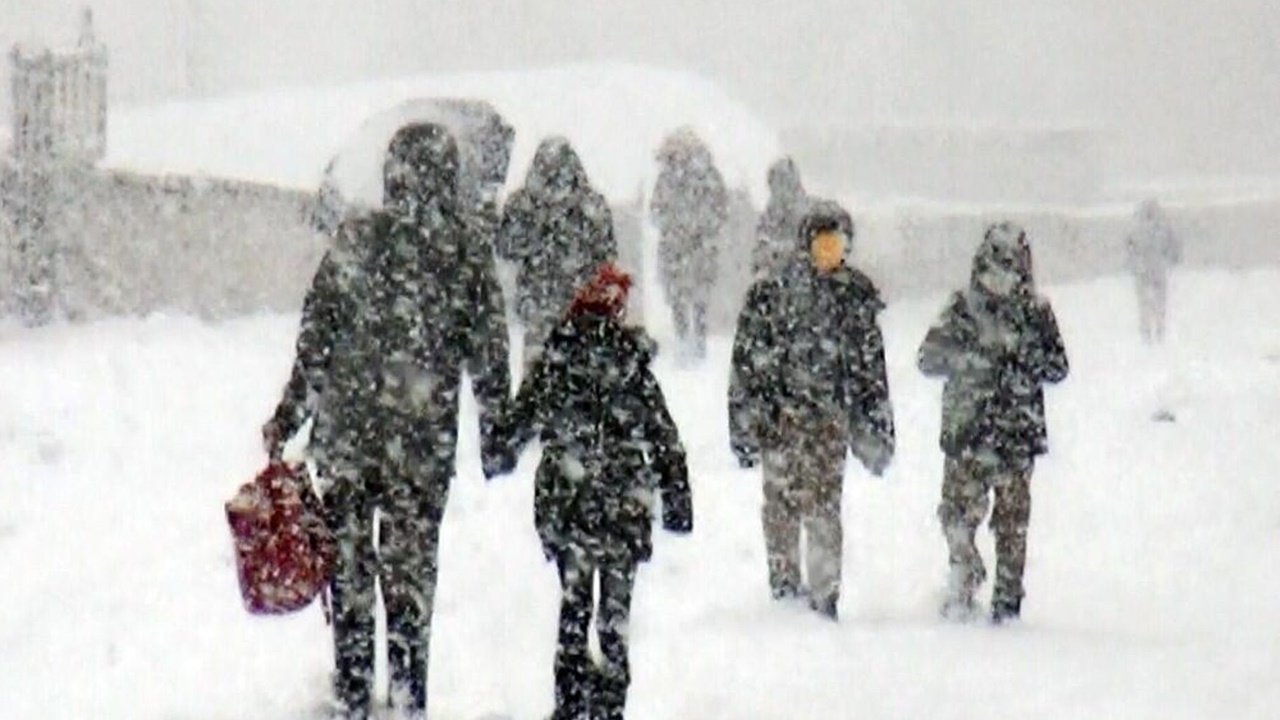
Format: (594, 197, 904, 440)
(326, 463, 449, 719)
(553, 550, 638, 720)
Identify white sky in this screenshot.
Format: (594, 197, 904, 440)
(3, 0, 1279, 179)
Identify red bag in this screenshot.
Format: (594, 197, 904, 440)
(225, 461, 335, 615)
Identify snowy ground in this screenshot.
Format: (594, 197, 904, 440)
(2, 268, 1277, 720)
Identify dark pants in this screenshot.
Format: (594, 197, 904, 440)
(937, 451, 1033, 616)
(553, 550, 638, 720)
(760, 409, 845, 615)
(326, 461, 450, 719)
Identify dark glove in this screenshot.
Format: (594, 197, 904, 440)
(482, 445, 518, 480)
(661, 493, 693, 534)
(480, 414, 518, 480)
(731, 441, 759, 470)
(852, 435, 892, 478)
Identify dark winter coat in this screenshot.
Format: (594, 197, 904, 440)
(271, 122, 512, 480)
(751, 157, 809, 278)
(502, 313, 692, 564)
(917, 223, 1069, 459)
(495, 137, 617, 326)
(729, 201, 895, 475)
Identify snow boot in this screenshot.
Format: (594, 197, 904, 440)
(990, 597, 1022, 625)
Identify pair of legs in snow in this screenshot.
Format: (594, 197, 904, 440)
(938, 450, 1032, 624)
(550, 548, 637, 720)
(660, 244, 715, 362)
(761, 412, 844, 619)
(1135, 274, 1169, 344)
(761, 416, 1035, 625)
(325, 459, 450, 720)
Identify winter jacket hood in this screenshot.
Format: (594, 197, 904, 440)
(382, 122, 460, 218)
(525, 136, 590, 197)
(767, 157, 804, 206)
(969, 221, 1035, 300)
(797, 199, 855, 253)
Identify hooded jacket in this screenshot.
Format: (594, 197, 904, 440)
(918, 222, 1069, 458)
(496, 136, 617, 324)
(729, 200, 895, 474)
(501, 269, 691, 561)
(272, 122, 511, 478)
(752, 157, 809, 277)
(650, 132, 729, 248)
(502, 305, 692, 563)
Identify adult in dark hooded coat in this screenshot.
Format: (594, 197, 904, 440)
(494, 262, 692, 720)
(917, 221, 1069, 624)
(728, 199, 895, 619)
(496, 136, 618, 371)
(263, 122, 514, 720)
(751, 156, 809, 279)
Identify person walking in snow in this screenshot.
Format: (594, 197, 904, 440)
(751, 156, 809, 280)
(492, 262, 693, 720)
(650, 127, 729, 361)
(917, 222, 1069, 625)
(496, 136, 618, 373)
(1125, 197, 1182, 344)
(263, 122, 514, 720)
(728, 199, 895, 620)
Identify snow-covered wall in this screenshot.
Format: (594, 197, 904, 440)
(0, 167, 324, 321)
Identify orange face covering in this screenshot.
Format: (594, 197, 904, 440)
(810, 230, 845, 273)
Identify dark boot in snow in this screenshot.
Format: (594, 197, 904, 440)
(387, 626, 428, 716)
(590, 660, 633, 720)
(990, 597, 1022, 625)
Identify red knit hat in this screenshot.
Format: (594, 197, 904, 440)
(567, 262, 633, 319)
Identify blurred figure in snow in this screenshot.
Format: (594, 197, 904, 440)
(264, 122, 514, 720)
(751, 156, 809, 279)
(1125, 197, 1182, 343)
(496, 136, 618, 374)
(918, 222, 1069, 625)
(650, 127, 728, 361)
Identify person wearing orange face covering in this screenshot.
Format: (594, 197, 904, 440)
(728, 199, 895, 620)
